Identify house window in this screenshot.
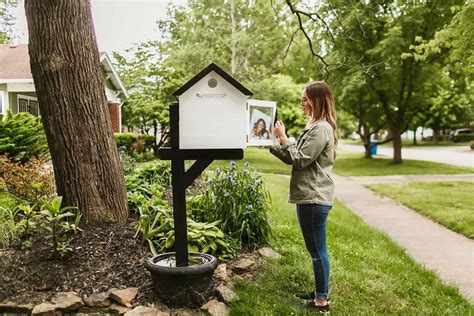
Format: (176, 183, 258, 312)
(17, 94, 39, 116)
(0, 91, 4, 115)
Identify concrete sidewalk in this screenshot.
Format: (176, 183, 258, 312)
(334, 174, 474, 302)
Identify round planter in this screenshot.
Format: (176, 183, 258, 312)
(146, 252, 218, 307)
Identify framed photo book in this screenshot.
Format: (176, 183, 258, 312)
(247, 99, 277, 147)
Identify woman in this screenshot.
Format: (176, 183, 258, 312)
(251, 118, 272, 140)
(270, 81, 337, 312)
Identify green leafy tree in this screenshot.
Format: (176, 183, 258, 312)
(301, 0, 463, 163)
(0, 0, 18, 44)
(114, 0, 304, 143)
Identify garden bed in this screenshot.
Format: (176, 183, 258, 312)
(0, 216, 154, 305)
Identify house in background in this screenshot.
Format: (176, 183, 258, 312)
(0, 44, 127, 132)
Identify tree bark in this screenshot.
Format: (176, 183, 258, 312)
(361, 124, 372, 159)
(412, 128, 417, 145)
(391, 126, 403, 164)
(25, 0, 128, 223)
(433, 128, 440, 144)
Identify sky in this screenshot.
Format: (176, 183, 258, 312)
(11, 0, 187, 55)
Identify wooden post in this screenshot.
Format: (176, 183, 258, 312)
(160, 104, 243, 267)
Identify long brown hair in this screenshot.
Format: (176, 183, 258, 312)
(304, 81, 338, 150)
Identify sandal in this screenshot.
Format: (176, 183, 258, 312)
(304, 301, 330, 313)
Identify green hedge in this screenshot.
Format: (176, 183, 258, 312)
(114, 133, 155, 153)
(453, 133, 474, 142)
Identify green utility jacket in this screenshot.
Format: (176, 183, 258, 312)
(270, 120, 335, 205)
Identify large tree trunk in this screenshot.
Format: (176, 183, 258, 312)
(25, 0, 128, 223)
(391, 126, 403, 164)
(433, 128, 440, 144)
(412, 128, 417, 145)
(360, 124, 372, 159)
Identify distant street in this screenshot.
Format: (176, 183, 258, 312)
(338, 143, 474, 168)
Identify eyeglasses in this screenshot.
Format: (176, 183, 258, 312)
(300, 97, 308, 104)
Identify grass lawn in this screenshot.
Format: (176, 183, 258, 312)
(207, 148, 473, 176)
(334, 152, 473, 176)
(209, 147, 291, 175)
(367, 181, 474, 239)
(340, 138, 470, 148)
(229, 174, 473, 315)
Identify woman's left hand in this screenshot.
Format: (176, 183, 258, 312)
(274, 121, 288, 145)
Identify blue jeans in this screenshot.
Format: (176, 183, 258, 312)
(297, 203, 332, 300)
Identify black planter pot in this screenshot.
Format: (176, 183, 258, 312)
(146, 252, 218, 307)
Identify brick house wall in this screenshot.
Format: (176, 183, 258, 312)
(108, 102, 121, 133)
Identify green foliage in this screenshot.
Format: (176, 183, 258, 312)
(191, 161, 271, 247)
(118, 148, 137, 175)
(114, 133, 155, 155)
(133, 196, 234, 258)
(0, 111, 49, 163)
(124, 160, 171, 209)
(16, 203, 40, 237)
(0, 205, 20, 244)
(40, 196, 81, 256)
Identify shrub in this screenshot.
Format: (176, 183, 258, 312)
(1, 155, 56, 203)
(190, 161, 271, 247)
(0, 111, 49, 163)
(114, 133, 156, 154)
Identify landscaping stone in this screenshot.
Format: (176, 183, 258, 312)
(258, 247, 281, 259)
(200, 299, 219, 311)
(124, 305, 160, 316)
(110, 288, 138, 307)
(84, 291, 112, 307)
(51, 291, 84, 311)
(216, 285, 238, 303)
(207, 302, 229, 316)
(77, 306, 103, 313)
(213, 263, 228, 282)
(108, 303, 132, 315)
(31, 302, 57, 316)
(233, 258, 254, 272)
(0, 301, 34, 314)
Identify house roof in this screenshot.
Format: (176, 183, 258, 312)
(0, 44, 32, 80)
(173, 63, 253, 97)
(0, 44, 127, 97)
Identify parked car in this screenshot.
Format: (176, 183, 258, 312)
(451, 128, 474, 142)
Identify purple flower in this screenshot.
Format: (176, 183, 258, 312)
(243, 169, 249, 175)
(229, 161, 236, 168)
(247, 204, 253, 209)
(213, 195, 218, 202)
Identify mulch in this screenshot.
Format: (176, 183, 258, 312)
(0, 215, 156, 305)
